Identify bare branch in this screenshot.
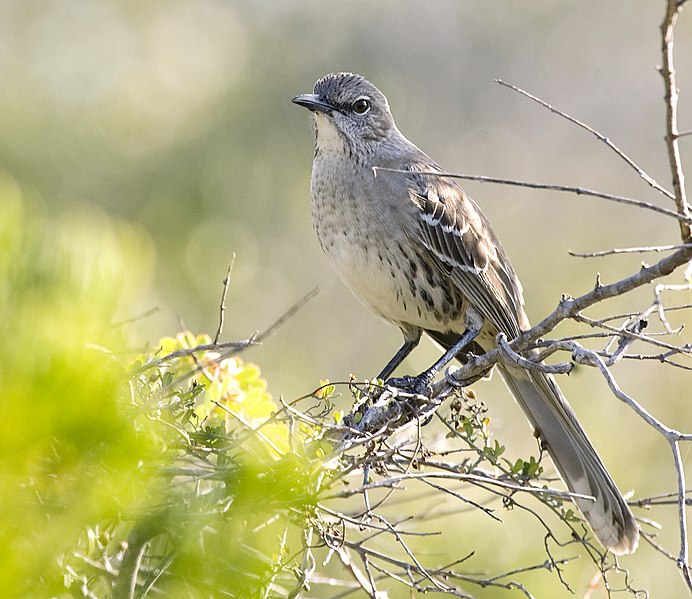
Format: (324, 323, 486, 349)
(253, 286, 320, 344)
(660, 0, 692, 240)
(495, 79, 675, 201)
(111, 306, 160, 328)
(373, 166, 692, 224)
(519, 245, 692, 347)
(569, 243, 692, 258)
(214, 253, 235, 344)
(671, 439, 691, 586)
(142, 287, 320, 386)
(146, 338, 257, 366)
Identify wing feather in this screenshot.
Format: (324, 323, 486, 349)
(406, 166, 528, 337)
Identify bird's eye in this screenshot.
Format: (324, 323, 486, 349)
(352, 98, 371, 114)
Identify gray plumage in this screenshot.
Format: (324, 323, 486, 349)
(293, 72, 639, 554)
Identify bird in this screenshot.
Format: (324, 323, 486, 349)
(292, 72, 639, 554)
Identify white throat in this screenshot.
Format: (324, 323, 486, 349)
(314, 113, 347, 154)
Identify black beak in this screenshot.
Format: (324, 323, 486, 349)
(292, 93, 335, 114)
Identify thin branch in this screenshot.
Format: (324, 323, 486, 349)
(440, 245, 692, 391)
(143, 287, 320, 387)
(571, 313, 684, 356)
(520, 245, 692, 347)
(654, 281, 691, 332)
(214, 253, 235, 344)
(373, 166, 692, 224)
(633, 489, 692, 507)
(111, 306, 160, 328)
(211, 399, 286, 456)
(560, 342, 691, 442)
(326, 470, 596, 504)
(495, 79, 675, 201)
(336, 540, 471, 597)
(548, 340, 692, 587)
(618, 353, 692, 372)
(334, 545, 379, 597)
(252, 286, 320, 345)
(671, 439, 692, 588)
(496, 334, 573, 375)
(146, 338, 257, 366)
(569, 243, 692, 258)
(660, 0, 692, 240)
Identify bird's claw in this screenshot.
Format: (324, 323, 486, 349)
(386, 373, 433, 395)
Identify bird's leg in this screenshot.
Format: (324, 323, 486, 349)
(388, 326, 481, 393)
(376, 330, 422, 381)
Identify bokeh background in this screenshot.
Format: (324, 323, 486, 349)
(2, 1, 691, 596)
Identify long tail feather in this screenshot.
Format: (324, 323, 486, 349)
(498, 364, 639, 554)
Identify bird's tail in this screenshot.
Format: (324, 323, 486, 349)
(498, 364, 639, 554)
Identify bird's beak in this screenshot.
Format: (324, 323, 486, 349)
(292, 93, 335, 114)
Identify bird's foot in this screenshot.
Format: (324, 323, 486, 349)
(386, 372, 434, 395)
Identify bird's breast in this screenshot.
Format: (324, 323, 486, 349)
(310, 160, 467, 332)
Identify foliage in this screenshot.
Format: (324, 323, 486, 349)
(0, 177, 151, 597)
(0, 181, 325, 598)
(64, 332, 325, 598)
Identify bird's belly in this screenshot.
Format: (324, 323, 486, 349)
(322, 233, 467, 333)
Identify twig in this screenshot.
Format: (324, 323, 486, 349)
(571, 313, 683, 356)
(147, 338, 257, 366)
(211, 399, 286, 456)
(326, 470, 596, 504)
(671, 440, 691, 586)
(287, 527, 316, 599)
(111, 307, 160, 328)
(569, 243, 692, 258)
(144, 287, 320, 389)
(549, 339, 692, 587)
(373, 166, 692, 224)
(439, 243, 692, 391)
(633, 489, 692, 507)
(495, 79, 675, 201)
(655, 281, 692, 333)
(521, 246, 692, 348)
(536, 340, 692, 441)
(334, 545, 379, 597)
(496, 334, 573, 375)
(375, 513, 450, 593)
(253, 286, 320, 345)
(336, 538, 472, 597)
(416, 477, 503, 522)
(660, 0, 692, 240)
(214, 253, 235, 344)
(318, 505, 437, 537)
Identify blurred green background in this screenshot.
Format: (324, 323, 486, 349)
(1, 0, 691, 596)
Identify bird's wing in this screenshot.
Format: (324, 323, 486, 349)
(405, 165, 527, 338)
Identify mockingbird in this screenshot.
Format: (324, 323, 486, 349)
(293, 72, 639, 554)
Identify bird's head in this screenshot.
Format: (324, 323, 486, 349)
(293, 72, 396, 155)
